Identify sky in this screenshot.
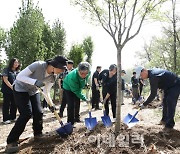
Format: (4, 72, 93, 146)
(0, 0, 165, 71)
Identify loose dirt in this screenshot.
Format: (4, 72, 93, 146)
(0, 98, 180, 153)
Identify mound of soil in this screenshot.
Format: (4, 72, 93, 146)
(1, 98, 180, 153)
(18, 123, 180, 154)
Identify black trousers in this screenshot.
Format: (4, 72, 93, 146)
(2, 92, 17, 122)
(102, 90, 116, 118)
(161, 83, 180, 128)
(139, 85, 143, 96)
(59, 90, 67, 114)
(64, 89, 80, 125)
(7, 90, 43, 144)
(91, 87, 100, 109)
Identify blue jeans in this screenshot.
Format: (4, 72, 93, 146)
(7, 90, 43, 144)
(162, 83, 180, 128)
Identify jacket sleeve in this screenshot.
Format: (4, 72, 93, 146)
(143, 76, 159, 106)
(16, 67, 36, 85)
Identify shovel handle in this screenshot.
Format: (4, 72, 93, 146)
(38, 88, 63, 125)
(129, 110, 140, 123)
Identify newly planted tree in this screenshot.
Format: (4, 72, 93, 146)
(73, 0, 167, 133)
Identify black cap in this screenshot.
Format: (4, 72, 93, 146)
(48, 55, 68, 69)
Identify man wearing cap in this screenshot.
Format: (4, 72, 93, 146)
(5, 55, 68, 153)
(99, 64, 117, 122)
(63, 62, 91, 125)
(58, 60, 74, 117)
(136, 66, 180, 131)
(91, 66, 102, 110)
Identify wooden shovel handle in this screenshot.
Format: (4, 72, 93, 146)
(38, 88, 62, 124)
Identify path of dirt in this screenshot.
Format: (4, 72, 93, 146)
(0, 98, 180, 153)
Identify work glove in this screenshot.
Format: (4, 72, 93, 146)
(139, 103, 145, 110)
(49, 104, 57, 113)
(35, 80, 45, 88)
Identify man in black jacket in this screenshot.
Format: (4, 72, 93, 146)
(99, 64, 117, 122)
(131, 72, 139, 104)
(136, 66, 180, 130)
(91, 66, 101, 110)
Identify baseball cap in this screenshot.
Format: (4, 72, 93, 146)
(135, 66, 144, 79)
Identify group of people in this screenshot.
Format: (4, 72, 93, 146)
(0, 55, 179, 153)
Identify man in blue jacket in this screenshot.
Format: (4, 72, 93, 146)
(136, 66, 180, 131)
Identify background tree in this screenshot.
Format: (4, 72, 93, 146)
(68, 43, 84, 67)
(6, 0, 46, 68)
(52, 19, 66, 56)
(73, 0, 167, 133)
(41, 23, 54, 60)
(137, 0, 180, 74)
(82, 36, 94, 64)
(137, 27, 180, 74)
(0, 27, 6, 48)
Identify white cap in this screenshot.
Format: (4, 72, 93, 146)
(135, 66, 144, 79)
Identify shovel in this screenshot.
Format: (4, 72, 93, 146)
(101, 100, 112, 127)
(38, 88, 73, 137)
(123, 108, 141, 128)
(84, 87, 98, 130)
(85, 102, 98, 130)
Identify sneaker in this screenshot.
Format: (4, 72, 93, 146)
(5, 142, 19, 153)
(112, 118, 116, 123)
(3, 120, 11, 124)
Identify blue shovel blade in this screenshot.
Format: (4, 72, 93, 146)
(101, 115, 112, 127)
(85, 117, 98, 130)
(123, 113, 139, 124)
(56, 122, 73, 136)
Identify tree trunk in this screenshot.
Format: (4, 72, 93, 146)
(115, 47, 122, 134)
(172, 0, 177, 72)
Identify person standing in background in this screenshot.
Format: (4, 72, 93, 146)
(1, 58, 21, 124)
(131, 72, 139, 104)
(58, 60, 74, 117)
(121, 70, 126, 105)
(139, 78, 144, 96)
(91, 66, 101, 110)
